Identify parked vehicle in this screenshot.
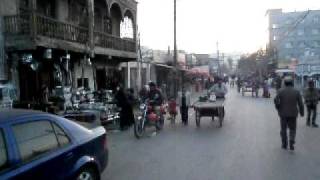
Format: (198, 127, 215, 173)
(241, 81, 259, 97)
(0, 109, 108, 180)
(134, 100, 164, 138)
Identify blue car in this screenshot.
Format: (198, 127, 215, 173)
(0, 109, 108, 180)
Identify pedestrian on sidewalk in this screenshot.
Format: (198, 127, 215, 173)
(115, 86, 134, 131)
(179, 89, 191, 125)
(274, 77, 304, 151)
(303, 80, 319, 127)
(275, 75, 282, 92)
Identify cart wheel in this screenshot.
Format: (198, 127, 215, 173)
(218, 107, 224, 128)
(196, 117, 200, 127)
(218, 116, 223, 127)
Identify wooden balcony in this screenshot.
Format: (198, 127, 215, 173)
(3, 13, 136, 58)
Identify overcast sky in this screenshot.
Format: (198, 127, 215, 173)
(137, 0, 320, 54)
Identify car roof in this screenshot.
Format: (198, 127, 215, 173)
(0, 109, 47, 122)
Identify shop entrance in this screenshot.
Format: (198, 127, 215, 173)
(96, 69, 107, 90)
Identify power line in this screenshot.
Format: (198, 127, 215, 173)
(275, 10, 311, 46)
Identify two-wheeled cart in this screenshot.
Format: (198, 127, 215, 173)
(241, 83, 258, 97)
(193, 99, 225, 128)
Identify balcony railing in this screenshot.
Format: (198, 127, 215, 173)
(94, 31, 136, 52)
(3, 13, 136, 53)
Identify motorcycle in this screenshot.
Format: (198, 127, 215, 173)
(134, 100, 165, 139)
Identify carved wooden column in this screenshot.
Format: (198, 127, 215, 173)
(0, 17, 7, 80)
(29, 0, 37, 38)
(87, 0, 94, 58)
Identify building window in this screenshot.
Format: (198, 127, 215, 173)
(314, 41, 320, 47)
(313, 16, 319, 24)
(285, 55, 291, 60)
(297, 29, 304, 36)
(285, 42, 293, 48)
(272, 24, 279, 29)
(285, 20, 291, 25)
(299, 42, 306, 48)
(120, 16, 134, 39)
(77, 78, 89, 89)
(273, 36, 278, 41)
(284, 31, 294, 37)
(312, 29, 319, 35)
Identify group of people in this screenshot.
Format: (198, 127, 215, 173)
(235, 76, 271, 98)
(115, 82, 165, 131)
(274, 77, 319, 151)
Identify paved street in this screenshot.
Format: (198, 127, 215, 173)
(102, 87, 320, 180)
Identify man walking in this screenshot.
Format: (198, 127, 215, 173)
(274, 77, 304, 151)
(304, 80, 319, 127)
(178, 89, 191, 125)
(275, 75, 282, 92)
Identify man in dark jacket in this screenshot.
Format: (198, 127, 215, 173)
(275, 76, 282, 92)
(148, 82, 163, 106)
(115, 86, 134, 131)
(148, 82, 164, 127)
(274, 77, 304, 151)
(304, 80, 319, 127)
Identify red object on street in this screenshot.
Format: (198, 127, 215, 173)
(148, 112, 158, 122)
(168, 100, 177, 115)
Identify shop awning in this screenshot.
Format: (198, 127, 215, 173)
(153, 63, 175, 70)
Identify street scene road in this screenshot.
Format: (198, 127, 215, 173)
(103, 88, 320, 180)
(2, 0, 320, 179)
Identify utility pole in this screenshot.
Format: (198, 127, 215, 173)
(216, 41, 221, 77)
(137, 32, 142, 91)
(173, 0, 178, 98)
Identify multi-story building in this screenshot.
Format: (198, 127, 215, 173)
(0, 0, 137, 102)
(267, 9, 320, 69)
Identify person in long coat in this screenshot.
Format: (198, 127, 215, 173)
(115, 86, 134, 130)
(304, 80, 319, 127)
(274, 77, 304, 151)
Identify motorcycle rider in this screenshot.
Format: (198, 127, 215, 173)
(147, 82, 164, 126)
